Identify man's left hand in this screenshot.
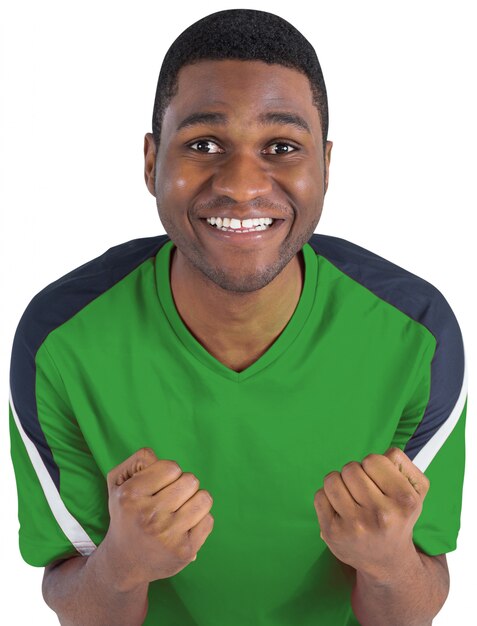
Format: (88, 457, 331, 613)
(313, 447, 430, 579)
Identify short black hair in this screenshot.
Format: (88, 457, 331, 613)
(152, 9, 328, 151)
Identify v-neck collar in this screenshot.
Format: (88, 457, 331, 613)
(155, 239, 318, 382)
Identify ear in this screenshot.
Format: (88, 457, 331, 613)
(324, 140, 333, 195)
(144, 133, 157, 197)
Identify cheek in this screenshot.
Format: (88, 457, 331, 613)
(280, 154, 322, 187)
(287, 167, 323, 205)
(156, 159, 195, 204)
(166, 175, 189, 194)
(293, 177, 316, 196)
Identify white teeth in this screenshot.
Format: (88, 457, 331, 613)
(204, 216, 278, 236)
(206, 216, 274, 230)
(205, 216, 278, 233)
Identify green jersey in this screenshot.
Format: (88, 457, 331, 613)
(9, 233, 467, 625)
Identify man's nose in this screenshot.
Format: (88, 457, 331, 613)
(211, 151, 273, 202)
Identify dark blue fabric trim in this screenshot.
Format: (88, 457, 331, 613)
(10, 235, 171, 490)
(307, 233, 466, 461)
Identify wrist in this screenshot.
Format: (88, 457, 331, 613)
(92, 535, 148, 594)
(356, 541, 422, 588)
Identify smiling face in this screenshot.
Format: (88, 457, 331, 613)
(144, 59, 332, 294)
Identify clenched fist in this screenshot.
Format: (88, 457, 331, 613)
(314, 447, 430, 581)
(102, 447, 214, 591)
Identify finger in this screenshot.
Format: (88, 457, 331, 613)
(322, 471, 360, 518)
(314, 487, 336, 535)
(153, 472, 201, 512)
(174, 489, 214, 533)
(118, 459, 184, 498)
(361, 453, 420, 501)
(340, 461, 387, 508)
(107, 447, 159, 491)
(383, 447, 430, 497)
(188, 513, 215, 557)
(107, 450, 183, 497)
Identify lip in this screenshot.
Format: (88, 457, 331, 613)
(199, 218, 286, 245)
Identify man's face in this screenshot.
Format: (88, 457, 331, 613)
(145, 59, 332, 293)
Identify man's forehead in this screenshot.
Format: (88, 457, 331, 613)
(165, 60, 319, 130)
(175, 60, 313, 100)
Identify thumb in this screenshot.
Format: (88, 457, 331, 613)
(107, 447, 159, 492)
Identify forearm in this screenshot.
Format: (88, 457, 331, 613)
(43, 540, 149, 626)
(351, 546, 449, 626)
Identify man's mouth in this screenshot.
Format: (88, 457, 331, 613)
(205, 216, 277, 233)
(199, 216, 286, 242)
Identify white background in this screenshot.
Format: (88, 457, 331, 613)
(1, 0, 475, 623)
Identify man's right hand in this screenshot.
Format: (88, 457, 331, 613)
(103, 447, 214, 591)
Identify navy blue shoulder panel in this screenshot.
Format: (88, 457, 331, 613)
(10, 234, 171, 490)
(307, 233, 466, 462)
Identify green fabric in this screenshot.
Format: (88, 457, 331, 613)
(9, 239, 465, 625)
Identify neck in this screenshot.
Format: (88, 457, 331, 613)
(169, 247, 305, 371)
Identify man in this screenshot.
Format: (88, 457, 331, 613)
(8, 8, 467, 626)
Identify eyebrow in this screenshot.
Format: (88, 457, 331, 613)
(176, 112, 227, 132)
(258, 112, 311, 134)
(176, 110, 311, 134)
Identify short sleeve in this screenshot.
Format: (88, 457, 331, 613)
(390, 296, 468, 557)
(9, 329, 109, 567)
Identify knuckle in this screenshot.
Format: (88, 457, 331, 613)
(350, 516, 365, 534)
(314, 489, 326, 504)
(374, 507, 391, 527)
(183, 472, 199, 487)
(162, 459, 182, 477)
(386, 447, 401, 459)
(397, 491, 418, 509)
(137, 446, 155, 457)
(177, 543, 194, 562)
(362, 453, 378, 465)
(115, 489, 133, 509)
(138, 504, 156, 528)
(136, 447, 156, 464)
(199, 489, 213, 504)
(143, 506, 158, 526)
(341, 461, 359, 473)
(157, 522, 174, 545)
(117, 482, 139, 503)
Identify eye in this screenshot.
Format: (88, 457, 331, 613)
(262, 142, 297, 155)
(188, 140, 224, 154)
